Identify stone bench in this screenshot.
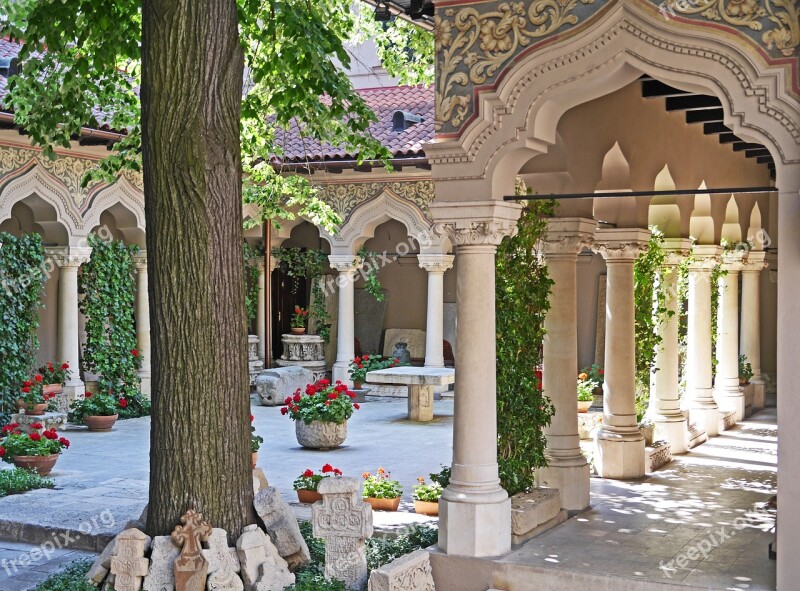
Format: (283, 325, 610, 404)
(365, 367, 454, 422)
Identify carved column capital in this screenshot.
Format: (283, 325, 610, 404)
(47, 247, 92, 269)
(593, 228, 650, 262)
(328, 255, 362, 274)
(417, 254, 455, 273)
(688, 245, 723, 271)
(133, 253, 148, 272)
(720, 250, 745, 272)
(542, 217, 596, 257)
(742, 250, 768, 273)
(432, 220, 517, 247)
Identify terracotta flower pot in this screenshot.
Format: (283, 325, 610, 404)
(295, 420, 347, 449)
(364, 497, 401, 512)
(85, 414, 118, 432)
(353, 381, 363, 390)
(43, 384, 63, 395)
(577, 400, 593, 413)
(296, 489, 323, 504)
(414, 500, 439, 516)
(251, 451, 258, 469)
(13, 454, 59, 476)
(25, 403, 48, 416)
(290, 327, 306, 335)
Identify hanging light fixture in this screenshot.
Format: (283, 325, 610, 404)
(374, 0, 392, 21)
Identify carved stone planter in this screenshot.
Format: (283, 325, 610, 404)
(295, 420, 347, 449)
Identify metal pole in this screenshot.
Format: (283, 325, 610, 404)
(504, 186, 777, 201)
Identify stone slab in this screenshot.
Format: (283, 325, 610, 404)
(720, 410, 737, 432)
(363, 384, 408, 398)
(253, 487, 310, 570)
(687, 422, 708, 449)
(142, 535, 180, 591)
(510, 488, 562, 538)
(646, 441, 673, 473)
(368, 549, 435, 591)
(382, 329, 426, 359)
(254, 367, 313, 407)
(10, 412, 68, 434)
(366, 367, 455, 386)
(355, 288, 388, 356)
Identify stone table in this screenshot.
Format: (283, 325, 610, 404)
(365, 367, 454, 422)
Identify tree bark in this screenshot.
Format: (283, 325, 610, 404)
(142, 0, 253, 541)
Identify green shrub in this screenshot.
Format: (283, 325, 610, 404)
(0, 468, 54, 497)
(366, 524, 438, 571)
(34, 559, 95, 591)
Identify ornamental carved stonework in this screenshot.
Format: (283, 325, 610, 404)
(433, 220, 518, 246)
(315, 181, 435, 223)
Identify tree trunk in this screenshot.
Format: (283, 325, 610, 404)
(142, 0, 253, 541)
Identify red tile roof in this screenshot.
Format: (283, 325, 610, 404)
(1, 38, 435, 160)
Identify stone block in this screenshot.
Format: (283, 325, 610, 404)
(439, 497, 511, 557)
(647, 441, 673, 473)
(594, 432, 646, 479)
(252, 468, 269, 495)
(368, 549, 435, 591)
(254, 367, 313, 406)
(355, 288, 388, 356)
(720, 410, 737, 432)
(236, 524, 294, 591)
(687, 422, 708, 449)
(253, 487, 310, 570)
(577, 411, 602, 440)
(10, 412, 68, 434)
(142, 535, 180, 591)
(510, 488, 565, 544)
(87, 537, 118, 585)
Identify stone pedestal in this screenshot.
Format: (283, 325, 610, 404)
(10, 412, 68, 433)
(248, 335, 264, 386)
(275, 334, 326, 381)
(686, 246, 723, 437)
(592, 229, 649, 480)
(539, 218, 594, 510)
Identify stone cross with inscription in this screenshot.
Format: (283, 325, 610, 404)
(110, 528, 151, 591)
(312, 476, 373, 590)
(171, 509, 213, 591)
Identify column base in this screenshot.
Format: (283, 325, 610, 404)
(62, 382, 85, 404)
(752, 382, 766, 411)
(331, 362, 351, 386)
(439, 495, 511, 557)
(652, 415, 688, 454)
(408, 385, 434, 422)
(594, 429, 645, 479)
(138, 374, 152, 399)
(690, 405, 720, 438)
(716, 388, 745, 422)
(537, 461, 590, 510)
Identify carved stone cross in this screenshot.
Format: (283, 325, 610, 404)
(171, 509, 213, 591)
(110, 528, 150, 591)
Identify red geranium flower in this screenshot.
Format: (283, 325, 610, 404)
(328, 392, 339, 400)
(21, 386, 30, 394)
(119, 398, 128, 409)
(250, 414, 254, 422)
(354, 357, 361, 363)
(324, 400, 331, 406)
(333, 468, 342, 476)
(34, 374, 43, 382)
(58, 437, 70, 448)
(131, 349, 139, 357)
(348, 392, 356, 399)
(0, 447, 4, 457)
(363, 355, 369, 360)
(303, 469, 314, 477)
(280, 407, 288, 415)
(61, 363, 69, 370)
(23, 380, 32, 388)
(44, 430, 58, 440)
(319, 379, 330, 387)
(29, 432, 41, 441)
(293, 393, 301, 403)
(30, 423, 43, 430)
(321, 464, 334, 473)
(85, 392, 92, 398)
(284, 396, 293, 405)
(353, 403, 360, 410)
(357, 363, 363, 369)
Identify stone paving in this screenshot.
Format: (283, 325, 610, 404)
(503, 409, 777, 590)
(0, 401, 777, 590)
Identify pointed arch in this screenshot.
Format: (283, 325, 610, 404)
(82, 176, 146, 237)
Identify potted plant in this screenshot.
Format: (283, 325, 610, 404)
(69, 391, 126, 431)
(739, 354, 754, 385)
(281, 379, 360, 449)
(581, 363, 604, 406)
(18, 374, 55, 416)
(38, 361, 72, 396)
(0, 422, 70, 476)
(290, 306, 308, 335)
(292, 463, 343, 503)
(348, 354, 400, 389)
(413, 477, 443, 516)
(362, 468, 403, 511)
(251, 414, 263, 469)
(577, 373, 596, 413)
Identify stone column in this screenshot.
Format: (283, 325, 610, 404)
(329, 255, 361, 385)
(537, 218, 594, 510)
(648, 239, 691, 454)
(715, 251, 745, 421)
(417, 254, 455, 368)
(741, 251, 767, 410)
(53, 247, 92, 401)
(592, 228, 650, 479)
(134, 254, 152, 397)
(686, 245, 723, 437)
(431, 205, 519, 558)
(255, 259, 267, 361)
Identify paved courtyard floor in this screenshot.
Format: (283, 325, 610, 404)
(0, 400, 777, 590)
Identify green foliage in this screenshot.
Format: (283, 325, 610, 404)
(412, 478, 442, 502)
(0, 232, 44, 423)
(69, 392, 124, 424)
(429, 465, 451, 488)
(244, 243, 264, 325)
(362, 468, 403, 499)
(366, 524, 438, 571)
(281, 379, 359, 425)
(0, 423, 70, 461)
(633, 227, 673, 421)
(577, 378, 596, 402)
(34, 559, 96, 591)
(495, 201, 555, 496)
(357, 247, 384, 302)
(348, 354, 399, 385)
(0, 467, 54, 497)
(739, 354, 754, 383)
(710, 263, 727, 380)
(79, 234, 143, 405)
(676, 248, 694, 398)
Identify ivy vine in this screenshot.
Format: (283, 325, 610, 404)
(79, 234, 148, 418)
(0, 232, 45, 423)
(676, 247, 694, 400)
(357, 247, 384, 302)
(243, 243, 264, 325)
(633, 227, 673, 421)
(272, 247, 331, 343)
(495, 200, 556, 496)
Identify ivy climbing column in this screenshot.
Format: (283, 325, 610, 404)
(686, 245, 723, 437)
(255, 258, 266, 361)
(593, 228, 649, 479)
(740, 250, 767, 410)
(417, 253, 454, 368)
(329, 254, 361, 385)
(648, 239, 691, 454)
(715, 251, 745, 421)
(134, 253, 152, 397)
(54, 247, 92, 401)
(538, 218, 594, 510)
